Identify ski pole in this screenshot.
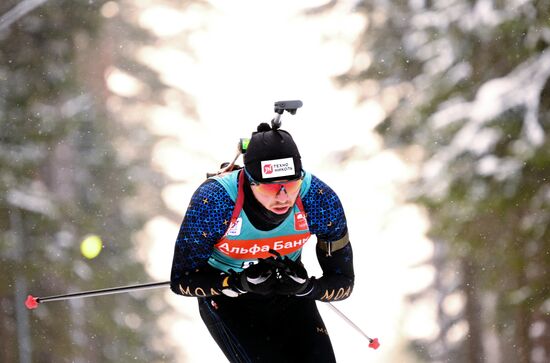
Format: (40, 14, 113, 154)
(327, 302, 380, 350)
(25, 281, 380, 350)
(25, 281, 171, 310)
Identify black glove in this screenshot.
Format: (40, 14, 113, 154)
(274, 257, 313, 296)
(222, 258, 278, 296)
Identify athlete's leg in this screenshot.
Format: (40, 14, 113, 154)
(199, 296, 336, 363)
(198, 297, 288, 363)
(198, 298, 252, 363)
(280, 298, 337, 363)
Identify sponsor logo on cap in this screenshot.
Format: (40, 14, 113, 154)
(261, 157, 295, 179)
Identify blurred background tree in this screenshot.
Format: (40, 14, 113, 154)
(334, 0, 550, 362)
(0, 0, 204, 362)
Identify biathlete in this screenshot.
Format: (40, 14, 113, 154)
(170, 118, 355, 363)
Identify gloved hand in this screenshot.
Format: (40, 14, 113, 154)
(273, 257, 313, 296)
(222, 258, 278, 296)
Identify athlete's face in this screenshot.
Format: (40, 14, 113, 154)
(245, 168, 303, 214)
(250, 182, 301, 214)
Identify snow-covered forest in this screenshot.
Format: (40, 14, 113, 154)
(340, 1, 550, 362)
(1, 0, 548, 362)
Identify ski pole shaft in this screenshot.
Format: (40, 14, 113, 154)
(25, 281, 171, 309)
(327, 302, 380, 349)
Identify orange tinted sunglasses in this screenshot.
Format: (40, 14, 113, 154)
(244, 169, 303, 196)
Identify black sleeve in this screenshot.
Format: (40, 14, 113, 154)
(305, 242, 354, 301)
(171, 264, 229, 298)
(300, 174, 355, 301)
(170, 179, 234, 297)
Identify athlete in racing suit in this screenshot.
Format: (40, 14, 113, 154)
(170, 123, 354, 363)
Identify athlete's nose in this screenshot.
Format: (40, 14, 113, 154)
(275, 186, 289, 200)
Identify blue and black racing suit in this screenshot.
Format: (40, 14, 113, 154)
(170, 169, 354, 363)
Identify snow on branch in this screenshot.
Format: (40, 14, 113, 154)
(421, 51, 550, 194)
(7, 188, 58, 217)
(432, 51, 550, 148)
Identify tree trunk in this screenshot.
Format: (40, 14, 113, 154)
(462, 258, 485, 363)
